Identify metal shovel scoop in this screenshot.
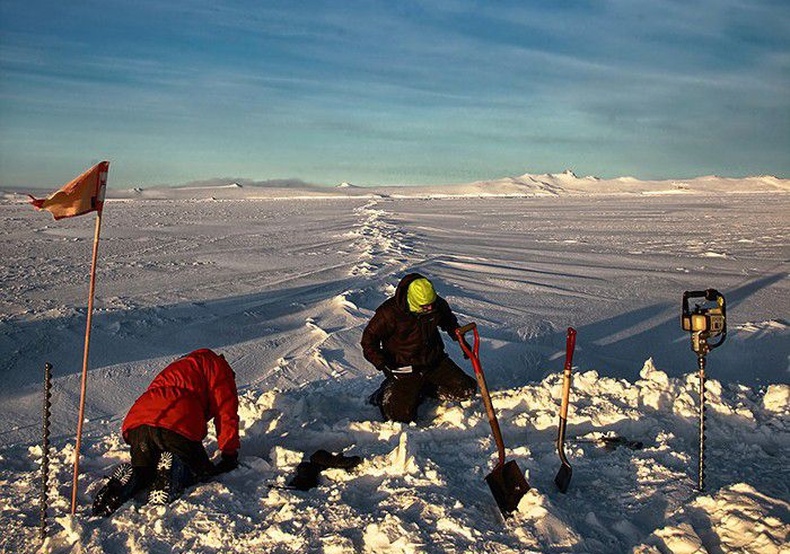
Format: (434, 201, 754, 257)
(456, 323, 530, 517)
(554, 327, 577, 493)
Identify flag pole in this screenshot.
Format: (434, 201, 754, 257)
(70, 208, 103, 514)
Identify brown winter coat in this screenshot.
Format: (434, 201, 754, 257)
(361, 273, 460, 371)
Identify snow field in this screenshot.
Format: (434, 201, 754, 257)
(0, 188, 788, 552)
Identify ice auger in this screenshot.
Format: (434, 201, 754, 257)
(681, 289, 727, 491)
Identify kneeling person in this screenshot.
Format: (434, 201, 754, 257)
(93, 348, 240, 516)
(361, 273, 477, 423)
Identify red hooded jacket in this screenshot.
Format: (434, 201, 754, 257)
(122, 349, 240, 457)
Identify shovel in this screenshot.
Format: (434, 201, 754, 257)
(456, 323, 529, 517)
(554, 327, 577, 493)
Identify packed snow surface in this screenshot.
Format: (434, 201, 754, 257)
(0, 175, 788, 553)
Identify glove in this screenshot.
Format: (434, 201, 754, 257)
(214, 452, 239, 474)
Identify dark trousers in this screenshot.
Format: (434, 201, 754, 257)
(126, 425, 215, 487)
(379, 357, 477, 423)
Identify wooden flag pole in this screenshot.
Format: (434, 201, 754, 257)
(70, 209, 103, 514)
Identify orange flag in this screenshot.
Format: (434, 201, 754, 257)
(29, 161, 110, 220)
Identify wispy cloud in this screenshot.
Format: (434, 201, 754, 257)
(1, 0, 787, 186)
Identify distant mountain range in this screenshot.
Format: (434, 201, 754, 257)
(4, 170, 788, 201)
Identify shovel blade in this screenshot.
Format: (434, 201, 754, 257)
(554, 462, 572, 493)
(485, 460, 530, 517)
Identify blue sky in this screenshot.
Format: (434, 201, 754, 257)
(1, 1, 788, 188)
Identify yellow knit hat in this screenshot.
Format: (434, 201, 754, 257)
(407, 278, 437, 313)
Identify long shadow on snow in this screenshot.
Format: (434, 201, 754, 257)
(421, 272, 788, 389)
(0, 275, 372, 394)
(570, 272, 788, 386)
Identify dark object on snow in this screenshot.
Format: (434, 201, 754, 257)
(554, 327, 577, 494)
(287, 462, 322, 491)
(285, 450, 363, 491)
(572, 435, 645, 451)
(682, 289, 727, 492)
(600, 437, 644, 451)
(456, 323, 529, 517)
(310, 449, 362, 470)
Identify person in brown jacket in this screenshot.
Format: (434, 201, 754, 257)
(361, 273, 476, 422)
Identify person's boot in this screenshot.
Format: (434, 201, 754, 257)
(148, 451, 174, 505)
(367, 381, 387, 406)
(92, 463, 136, 517)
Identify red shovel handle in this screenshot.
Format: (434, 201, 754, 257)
(564, 327, 577, 372)
(456, 322, 507, 467)
(456, 323, 479, 366)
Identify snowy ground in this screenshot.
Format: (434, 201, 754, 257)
(0, 176, 788, 553)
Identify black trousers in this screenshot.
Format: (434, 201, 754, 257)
(126, 425, 215, 487)
(379, 357, 477, 423)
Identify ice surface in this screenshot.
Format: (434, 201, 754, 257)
(1, 179, 788, 552)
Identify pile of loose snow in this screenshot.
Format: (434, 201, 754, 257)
(2, 364, 787, 553)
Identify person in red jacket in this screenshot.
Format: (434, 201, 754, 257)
(361, 273, 476, 423)
(93, 348, 240, 516)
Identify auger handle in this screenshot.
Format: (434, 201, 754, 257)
(682, 289, 725, 316)
(682, 288, 727, 351)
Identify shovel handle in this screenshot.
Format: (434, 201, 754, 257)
(455, 323, 507, 467)
(455, 323, 481, 377)
(559, 327, 577, 419)
(556, 327, 577, 473)
(456, 323, 478, 360)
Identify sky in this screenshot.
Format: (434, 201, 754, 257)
(1, 1, 788, 189)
